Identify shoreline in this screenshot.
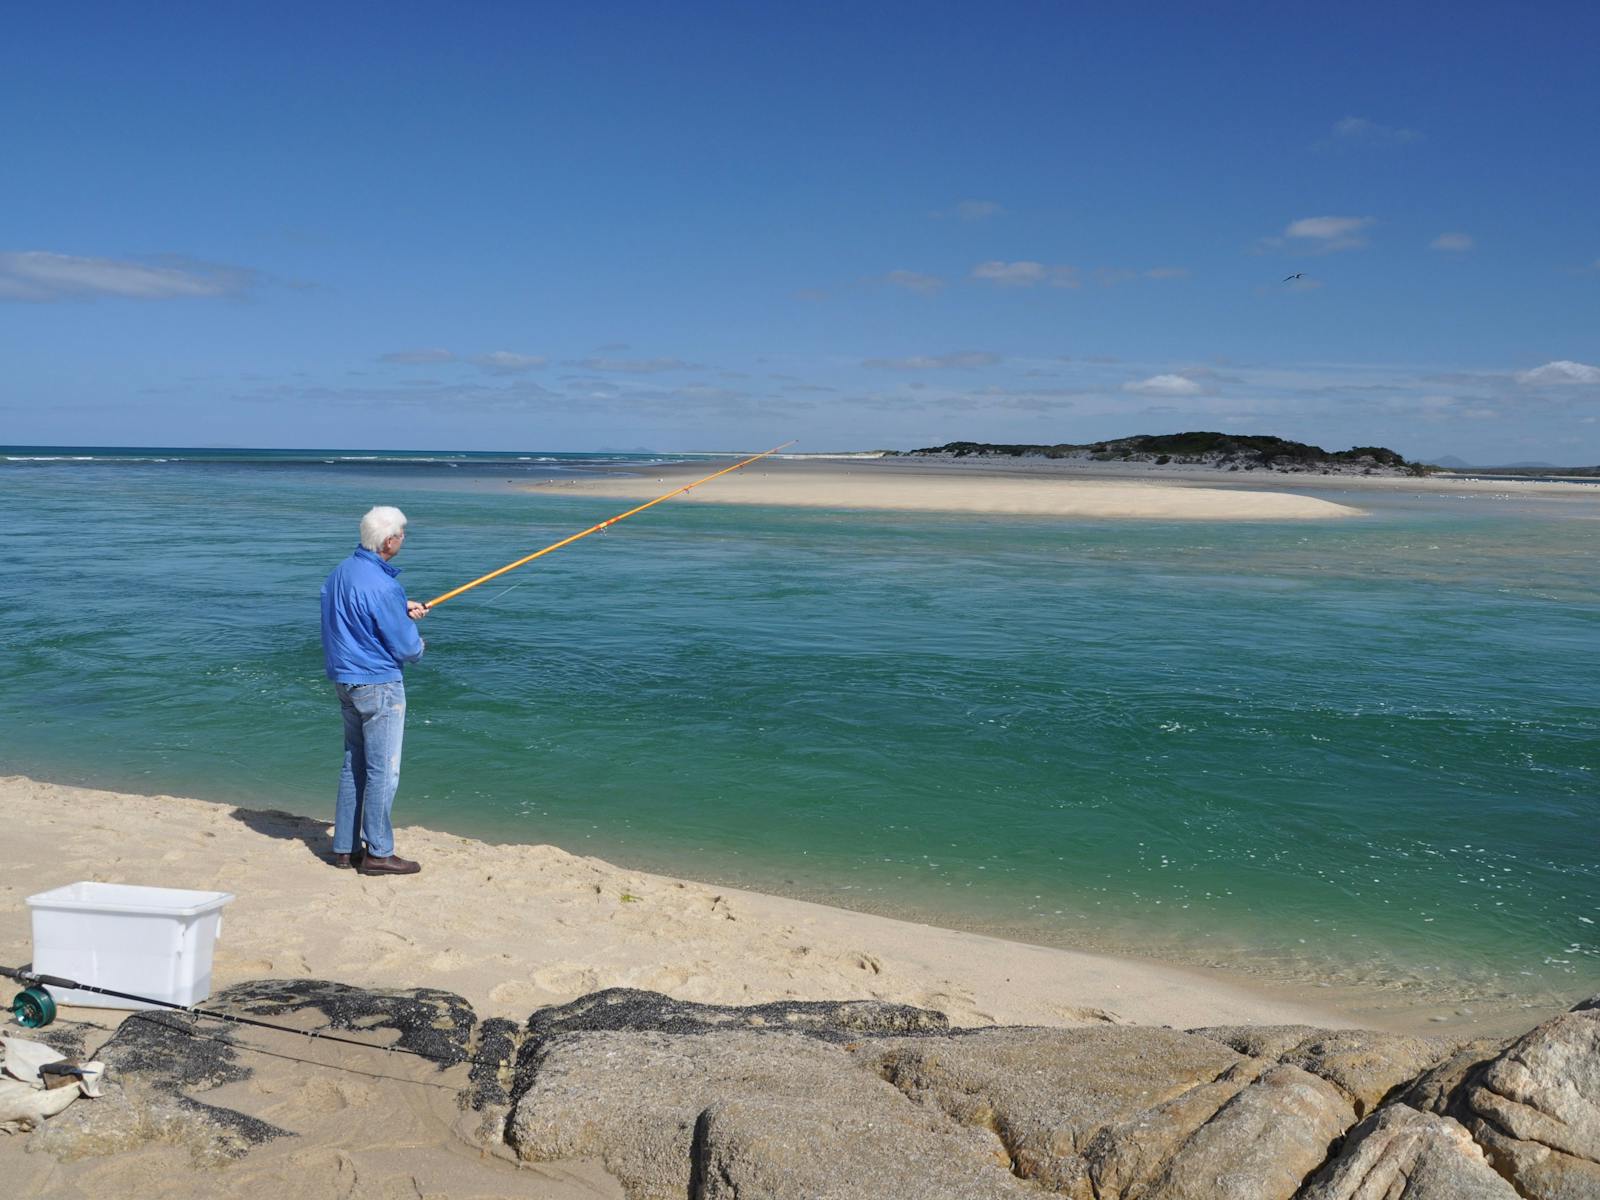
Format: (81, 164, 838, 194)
(524, 451, 1600, 519)
(1, 776, 1577, 1040)
(528, 455, 1367, 519)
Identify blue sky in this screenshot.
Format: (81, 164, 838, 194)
(3, 2, 1597, 461)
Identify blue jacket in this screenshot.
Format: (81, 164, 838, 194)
(320, 547, 425, 684)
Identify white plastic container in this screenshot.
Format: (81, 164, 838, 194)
(26, 882, 235, 1010)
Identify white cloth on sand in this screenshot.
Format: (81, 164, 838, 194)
(1, 1035, 105, 1133)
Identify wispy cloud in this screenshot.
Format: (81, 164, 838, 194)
(238, 379, 557, 410)
(1091, 266, 1192, 287)
(1429, 232, 1474, 252)
(569, 357, 704, 373)
(380, 348, 456, 364)
(1122, 373, 1205, 396)
(1330, 116, 1421, 145)
(880, 269, 946, 295)
(0, 250, 256, 302)
(862, 351, 1002, 370)
(933, 199, 1005, 221)
(971, 260, 1079, 288)
(1517, 360, 1600, 386)
(470, 350, 546, 374)
(1259, 216, 1375, 255)
(1287, 216, 1374, 245)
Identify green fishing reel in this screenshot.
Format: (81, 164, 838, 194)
(11, 985, 57, 1029)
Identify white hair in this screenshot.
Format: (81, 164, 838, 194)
(359, 506, 408, 552)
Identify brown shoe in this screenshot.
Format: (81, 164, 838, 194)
(358, 854, 420, 876)
(331, 849, 366, 869)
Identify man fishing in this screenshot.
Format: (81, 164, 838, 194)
(319, 506, 429, 876)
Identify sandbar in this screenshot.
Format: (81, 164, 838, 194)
(530, 455, 1365, 519)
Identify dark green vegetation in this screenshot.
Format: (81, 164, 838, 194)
(898, 432, 1431, 475)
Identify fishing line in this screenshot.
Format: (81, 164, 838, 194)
(479, 581, 524, 606)
(3, 965, 477, 1076)
(423, 441, 794, 610)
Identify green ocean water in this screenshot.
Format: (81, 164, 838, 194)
(3, 449, 1597, 1013)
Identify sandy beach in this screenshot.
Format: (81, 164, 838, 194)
(528, 453, 1600, 518)
(0, 776, 1391, 1197)
(2, 777, 1375, 1033)
(0, 773, 1583, 1198)
(530, 455, 1367, 519)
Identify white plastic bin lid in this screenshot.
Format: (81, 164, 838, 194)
(27, 882, 235, 917)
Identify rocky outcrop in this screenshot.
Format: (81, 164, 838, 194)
(507, 1025, 1023, 1198)
(502, 987, 978, 1196)
(523, 986, 952, 1043)
(11, 982, 1599, 1200)
(1451, 1001, 1600, 1199)
(1298, 1104, 1519, 1199)
(1191, 1024, 1451, 1116)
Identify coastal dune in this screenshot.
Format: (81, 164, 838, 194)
(532, 458, 1364, 520)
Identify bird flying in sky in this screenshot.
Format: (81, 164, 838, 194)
(1283, 273, 1305, 282)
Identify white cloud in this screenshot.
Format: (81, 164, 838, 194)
(971, 260, 1079, 288)
(1332, 116, 1421, 145)
(380, 348, 456, 364)
(1269, 215, 1375, 255)
(1430, 232, 1474, 252)
(955, 199, 1003, 221)
(933, 199, 1005, 221)
(881, 269, 945, 295)
(0, 250, 254, 302)
(862, 351, 1002, 370)
(471, 350, 547, 374)
(570, 357, 703, 373)
(1287, 216, 1374, 241)
(1517, 360, 1600, 386)
(1122, 373, 1205, 396)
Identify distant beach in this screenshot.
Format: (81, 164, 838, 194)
(530, 453, 1365, 519)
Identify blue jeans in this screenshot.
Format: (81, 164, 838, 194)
(333, 680, 406, 858)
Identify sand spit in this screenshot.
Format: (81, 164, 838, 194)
(530, 456, 1364, 519)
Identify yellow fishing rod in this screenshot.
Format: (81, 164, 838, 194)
(423, 441, 795, 609)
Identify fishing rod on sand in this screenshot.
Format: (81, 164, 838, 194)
(420, 440, 796, 611)
(3, 964, 471, 1072)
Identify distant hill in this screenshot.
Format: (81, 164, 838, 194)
(1422, 455, 1600, 476)
(895, 432, 1430, 476)
(1443, 463, 1600, 477)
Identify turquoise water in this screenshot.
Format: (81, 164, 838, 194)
(3, 449, 1597, 1011)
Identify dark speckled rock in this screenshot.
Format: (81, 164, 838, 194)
(525, 986, 949, 1044)
(39, 1008, 289, 1163)
(219, 977, 475, 1067)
